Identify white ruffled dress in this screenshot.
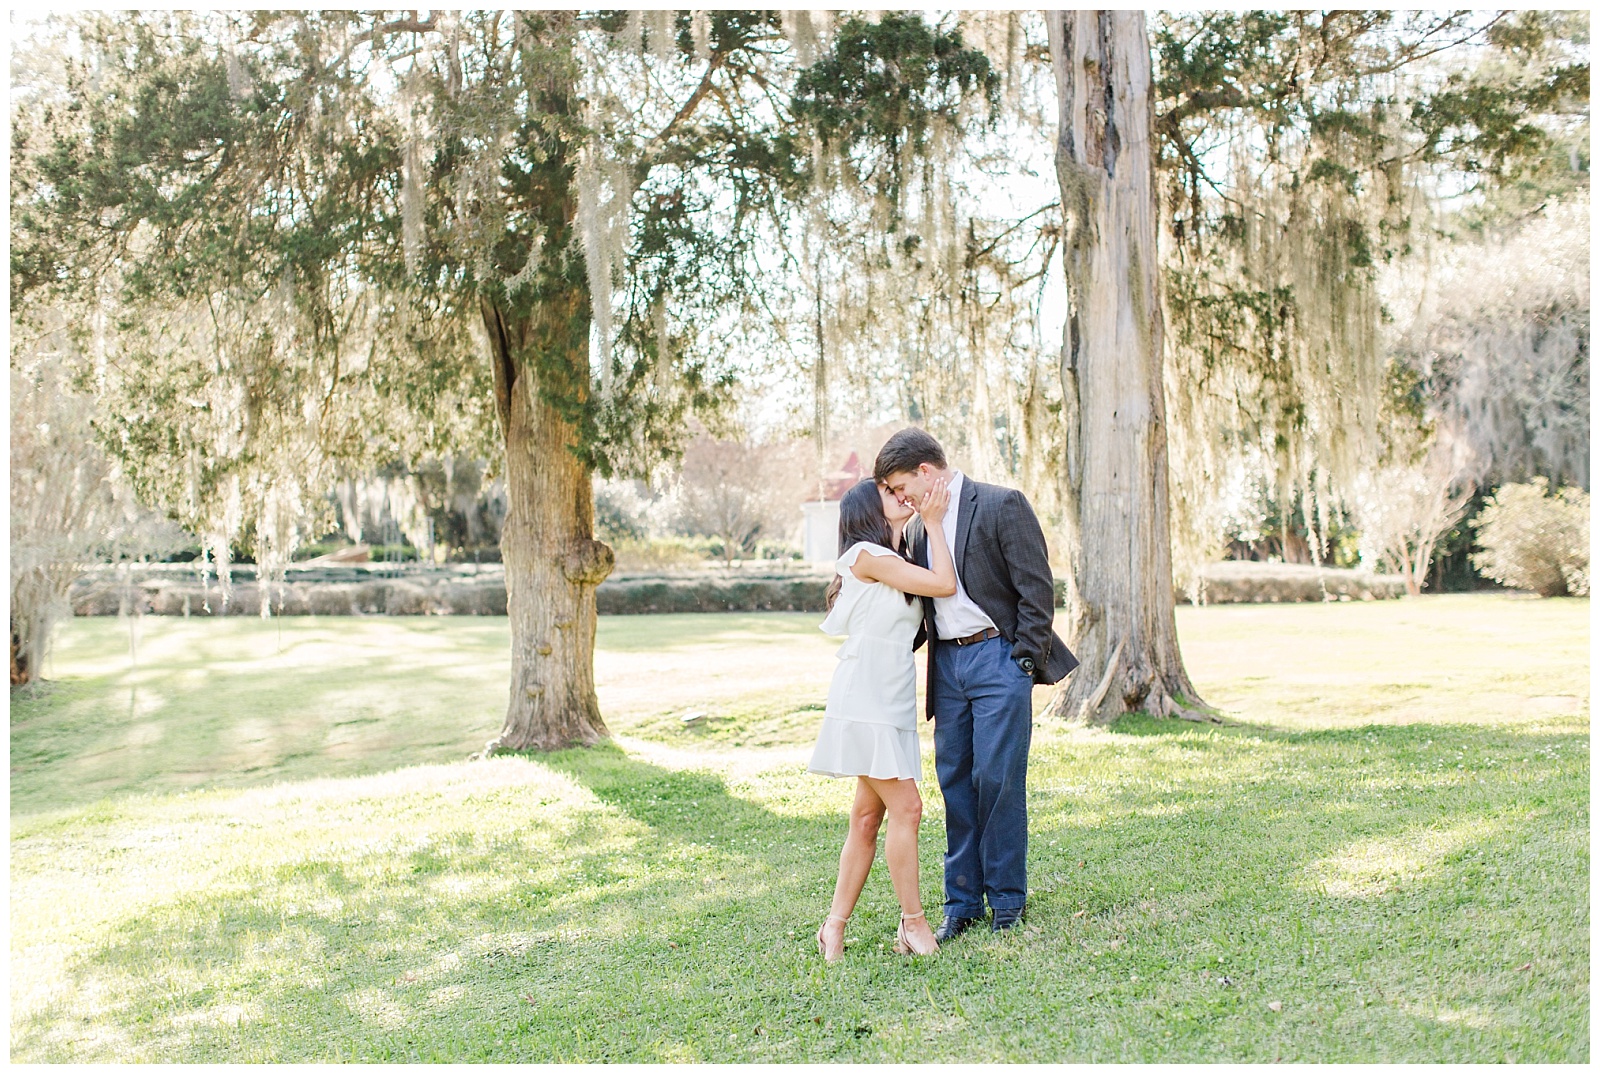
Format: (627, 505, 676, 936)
(807, 541, 923, 781)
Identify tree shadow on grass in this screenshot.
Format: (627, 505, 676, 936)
(1032, 711, 1587, 925)
(10, 745, 873, 1063)
(1023, 714, 1588, 1057)
(8, 657, 510, 818)
(12, 727, 1588, 1062)
(11, 615, 832, 818)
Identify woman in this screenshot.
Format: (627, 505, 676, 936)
(809, 476, 955, 961)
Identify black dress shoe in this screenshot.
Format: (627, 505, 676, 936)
(933, 915, 982, 942)
(991, 906, 1025, 932)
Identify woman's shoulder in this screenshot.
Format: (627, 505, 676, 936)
(836, 540, 900, 575)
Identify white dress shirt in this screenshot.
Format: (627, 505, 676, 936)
(933, 471, 1001, 640)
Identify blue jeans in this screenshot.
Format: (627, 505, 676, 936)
(930, 633, 1033, 917)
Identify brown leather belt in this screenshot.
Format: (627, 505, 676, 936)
(948, 627, 1001, 646)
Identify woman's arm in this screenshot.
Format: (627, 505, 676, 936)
(853, 481, 957, 597)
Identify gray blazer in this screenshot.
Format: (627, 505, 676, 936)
(911, 476, 1078, 717)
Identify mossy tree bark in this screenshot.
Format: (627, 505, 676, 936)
(480, 295, 614, 753)
(476, 52, 614, 754)
(1042, 11, 1209, 724)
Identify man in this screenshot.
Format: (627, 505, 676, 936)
(875, 427, 1078, 939)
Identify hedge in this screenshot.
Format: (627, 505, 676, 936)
(69, 561, 1406, 617)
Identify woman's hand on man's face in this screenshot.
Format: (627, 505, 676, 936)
(913, 477, 951, 526)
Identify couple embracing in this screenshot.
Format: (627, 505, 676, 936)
(808, 427, 1078, 960)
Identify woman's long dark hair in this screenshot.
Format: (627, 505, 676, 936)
(824, 479, 915, 610)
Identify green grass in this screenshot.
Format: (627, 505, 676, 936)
(9, 595, 1589, 1061)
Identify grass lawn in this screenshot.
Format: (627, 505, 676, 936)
(9, 594, 1589, 1061)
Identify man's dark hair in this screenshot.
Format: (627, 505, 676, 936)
(873, 427, 947, 482)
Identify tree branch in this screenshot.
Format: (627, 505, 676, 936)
(969, 202, 1062, 261)
(1351, 12, 1503, 78)
(634, 51, 730, 183)
(1158, 85, 1250, 129)
(329, 15, 440, 76)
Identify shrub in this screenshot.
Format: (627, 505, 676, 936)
(366, 544, 421, 563)
(751, 539, 802, 561)
(610, 537, 718, 572)
(1471, 479, 1590, 596)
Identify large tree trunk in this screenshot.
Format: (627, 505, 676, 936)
(1042, 11, 1209, 724)
(478, 294, 614, 754)
(473, 21, 613, 754)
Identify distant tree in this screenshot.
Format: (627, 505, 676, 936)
(10, 362, 111, 686)
(782, 13, 1039, 500)
(10, 319, 182, 684)
(1391, 200, 1590, 492)
(674, 432, 811, 567)
(1351, 433, 1478, 595)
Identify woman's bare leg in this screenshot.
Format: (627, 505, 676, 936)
(864, 775, 937, 951)
(820, 778, 885, 958)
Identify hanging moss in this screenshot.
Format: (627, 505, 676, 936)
(1153, 10, 1588, 592)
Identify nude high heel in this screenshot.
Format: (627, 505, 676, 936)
(816, 914, 848, 963)
(894, 909, 938, 956)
